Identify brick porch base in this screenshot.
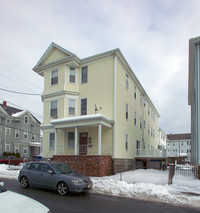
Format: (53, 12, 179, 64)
(52, 155, 113, 177)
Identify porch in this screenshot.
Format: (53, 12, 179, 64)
(48, 114, 114, 156)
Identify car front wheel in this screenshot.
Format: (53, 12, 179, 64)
(20, 176, 29, 188)
(57, 182, 68, 196)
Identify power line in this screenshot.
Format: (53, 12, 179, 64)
(0, 64, 43, 91)
(0, 87, 41, 96)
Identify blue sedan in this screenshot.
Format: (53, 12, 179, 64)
(18, 161, 92, 195)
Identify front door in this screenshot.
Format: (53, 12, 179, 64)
(79, 133, 88, 155)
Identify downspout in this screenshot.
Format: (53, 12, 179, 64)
(113, 53, 117, 159)
(196, 42, 200, 165)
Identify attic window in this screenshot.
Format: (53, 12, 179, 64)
(51, 69, 58, 85)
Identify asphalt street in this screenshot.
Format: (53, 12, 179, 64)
(0, 178, 199, 213)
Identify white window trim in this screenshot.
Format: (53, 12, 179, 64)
(23, 146, 28, 154)
(15, 129, 20, 138)
(15, 145, 19, 153)
(5, 144, 10, 151)
(67, 131, 75, 150)
(51, 69, 58, 86)
(68, 67, 76, 83)
(50, 100, 58, 118)
(24, 116, 29, 124)
(24, 131, 28, 139)
(6, 128, 11, 135)
(49, 132, 55, 149)
(68, 98, 76, 116)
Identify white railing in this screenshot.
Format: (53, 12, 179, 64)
(136, 148, 166, 157)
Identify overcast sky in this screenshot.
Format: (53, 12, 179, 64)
(0, 0, 200, 134)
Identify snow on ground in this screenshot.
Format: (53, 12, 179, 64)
(0, 164, 200, 209)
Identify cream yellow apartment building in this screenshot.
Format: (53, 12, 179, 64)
(33, 42, 160, 176)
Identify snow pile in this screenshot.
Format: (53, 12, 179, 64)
(0, 164, 200, 209)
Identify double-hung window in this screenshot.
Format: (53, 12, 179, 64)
(126, 73, 129, 90)
(24, 116, 28, 124)
(50, 100, 58, 118)
(69, 67, 76, 83)
(134, 86, 137, 99)
(134, 112, 137, 125)
(24, 131, 28, 139)
(68, 99, 76, 116)
(49, 133, 55, 149)
(51, 69, 58, 85)
(15, 129, 20, 138)
(81, 66, 88, 83)
(24, 146, 28, 154)
(126, 103, 129, 120)
(81, 98, 87, 115)
(15, 145, 19, 153)
(125, 134, 128, 151)
(68, 132, 74, 149)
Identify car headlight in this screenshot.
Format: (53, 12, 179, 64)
(71, 179, 83, 184)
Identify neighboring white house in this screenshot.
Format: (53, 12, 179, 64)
(158, 128, 166, 156)
(166, 133, 191, 162)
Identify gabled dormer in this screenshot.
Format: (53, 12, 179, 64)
(33, 42, 80, 76)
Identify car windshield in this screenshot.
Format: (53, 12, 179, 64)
(51, 163, 74, 174)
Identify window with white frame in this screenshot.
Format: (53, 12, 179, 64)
(24, 131, 28, 139)
(126, 73, 129, 90)
(134, 112, 137, 125)
(15, 145, 19, 153)
(50, 100, 58, 118)
(81, 66, 88, 83)
(81, 98, 87, 115)
(5, 144, 10, 151)
(49, 133, 55, 149)
(24, 116, 28, 124)
(68, 99, 76, 116)
(140, 117, 142, 129)
(140, 94, 142, 106)
(32, 133, 36, 141)
(69, 67, 76, 83)
(148, 125, 150, 135)
(6, 128, 11, 135)
(15, 129, 20, 138)
(51, 69, 58, 85)
(125, 134, 128, 151)
(134, 86, 137, 99)
(126, 103, 129, 120)
(68, 132, 74, 149)
(24, 146, 28, 154)
(148, 105, 150, 116)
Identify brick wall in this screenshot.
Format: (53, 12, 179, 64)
(52, 155, 113, 177)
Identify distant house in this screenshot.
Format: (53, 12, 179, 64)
(33, 42, 160, 176)
(166, 133, 191, 162)
(0, 101, 41, 158)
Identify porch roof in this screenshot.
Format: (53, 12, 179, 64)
(50, 114, 114, 129)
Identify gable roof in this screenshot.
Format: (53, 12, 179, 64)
(167, 133, 191, 141)
(33, 42, 80, 74)
(0, 103, 41, 124)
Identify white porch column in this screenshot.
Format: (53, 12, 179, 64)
(98, 124, 102, 155)
(55, 129, 58, 155)
(74, 127, 78, 155)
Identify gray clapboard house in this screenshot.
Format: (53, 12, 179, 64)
(0, 101, 41, 158)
